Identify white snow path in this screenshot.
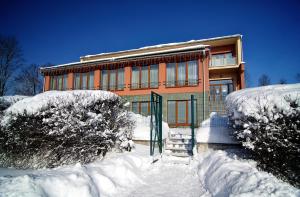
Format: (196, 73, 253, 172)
(128, 162, 209, 197)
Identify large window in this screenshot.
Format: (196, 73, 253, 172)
(50, 74, 68, 90)
(166, 60, 198, 87)
(101, 68, 124, 91)
(211, 53, 236, 67)
(167, 100, 197, 126)
(73, 71, 94, 90)
(131, 64, 158, 89)
(132, 101, 150, 116)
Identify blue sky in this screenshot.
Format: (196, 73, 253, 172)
(1, 0, 300, 86)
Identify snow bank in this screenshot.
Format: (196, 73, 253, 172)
(197, 112, 237, 144)
(0, 144, 298, 197)
(226, 83, 300, 122)
(197, 150, 300, 196)
(0, 145, 151, 197)
(0, 95, 28, 111)
(131, 113, 169, 141)
(4, 90, 116, 116)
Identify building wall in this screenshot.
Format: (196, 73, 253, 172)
(122, 91, 210, 127)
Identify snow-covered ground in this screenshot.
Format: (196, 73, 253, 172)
(0, 144, 298, 197)
(131, 113, 169, 140)
(132, 112, 236, 144)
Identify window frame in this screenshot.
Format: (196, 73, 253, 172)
(131, 101, 151, 116)
(100, 67, 124, 91)
(73, 71, 94, 90)
(165, 60, 199, 88)
(130, 64, 159, 90)
(50, 74, 68, 91)
(167, 99, 197, 127)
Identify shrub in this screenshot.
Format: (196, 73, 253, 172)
(226, 84, 300, 187)
(0, 91, 134, 169)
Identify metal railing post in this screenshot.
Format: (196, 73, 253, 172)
(191, 95, 195, 153)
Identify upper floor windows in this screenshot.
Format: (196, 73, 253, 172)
(211, 53, 236, 67)
(74, 71, 94, 90)
(131, 64, 158, 89)
(166, 60, 199, 87)
(101, 68, 124, 91)
(50, 74, 68, 90)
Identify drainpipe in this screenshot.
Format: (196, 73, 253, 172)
(201, 49, 206, 121)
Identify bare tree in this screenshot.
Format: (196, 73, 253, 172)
(279, 78, 287, 84)
(0, 35, 23, 96)
(296, 73, 300, 82)
(258, 74, 271, 86)
(14, 64, 43, 95)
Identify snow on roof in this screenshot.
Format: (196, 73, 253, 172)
(83, 34, 241, 58)
(41, 34, 241, 71)
(41, 44, 209, 70)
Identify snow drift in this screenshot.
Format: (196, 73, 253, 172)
(0, 90, 134, 169)
(197, 150, 299, 196)
(130, 113, 169, 141)
(225, 84, 300, 187)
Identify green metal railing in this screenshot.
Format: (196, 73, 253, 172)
(150, 91, 163, 156)
(190, 95, 195, 153)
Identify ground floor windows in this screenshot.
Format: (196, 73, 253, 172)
(74, 71, 94, 90)
(50, 74, 68, 90)
(101, 68, 124, 91)
(132, 101, 150, 116)
(167, 100, 197, 126)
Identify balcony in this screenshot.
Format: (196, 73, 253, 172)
(164, 79, 200, 88)
(129, 82, 159, 90)
(210, 53, 237, 68)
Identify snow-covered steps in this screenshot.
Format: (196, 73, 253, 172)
(164, 129, 194, 158)
(162, 154, 191, 165)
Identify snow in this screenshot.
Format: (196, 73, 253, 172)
(42, 45, 208, 70)
(0, 95, 28, 110)
(197, 112, 237, 144)
(0, 144, 298, 197)
(226, 83, 300, 121)
(131, 113, 169, 140)
(3, 90, 117, 116)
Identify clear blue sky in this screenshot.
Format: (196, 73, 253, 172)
(1, 0, 300, 86)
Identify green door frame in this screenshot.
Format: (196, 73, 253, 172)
(150, 91, 163, 156)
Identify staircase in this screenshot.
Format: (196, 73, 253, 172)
(163, 129, 195, 164)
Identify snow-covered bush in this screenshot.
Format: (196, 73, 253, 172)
(0, 96, 28, 119)
(0, 91, 134, 169)
(226, 84, 300, 187)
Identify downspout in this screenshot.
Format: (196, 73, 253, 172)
(201, 49, 206, 121)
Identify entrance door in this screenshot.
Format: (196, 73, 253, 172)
(209, 79, 233, 115)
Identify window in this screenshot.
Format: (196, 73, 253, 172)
(73, 71, 94, 90)
(211, 53, 236, 67)
(131, 64, 158, 89)
(166, 60, 198, 87)
(50, 74, 68, 90)
(167, 100, 197, 126)
(131, 101, 150, 116)
(101, 68, 124, 91)
(209, 79, 233, 101)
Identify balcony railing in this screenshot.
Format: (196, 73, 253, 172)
(210, 57, 236, 67)
(99, 84, 125, 91)
(164, 79, 200, 87)
(129, 82, 159, 89)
